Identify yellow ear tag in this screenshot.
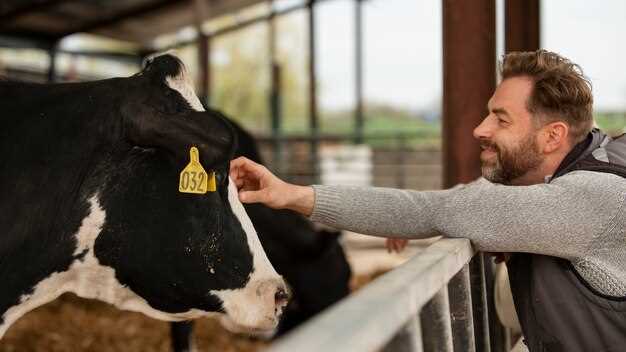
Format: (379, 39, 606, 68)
(179, 147, 216, 194)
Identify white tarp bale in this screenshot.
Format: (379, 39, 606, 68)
(320, 144, 372, 186)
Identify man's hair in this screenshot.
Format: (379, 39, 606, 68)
(500, 50, 594, 143)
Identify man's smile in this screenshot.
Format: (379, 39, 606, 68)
(480, 142, 498, 160)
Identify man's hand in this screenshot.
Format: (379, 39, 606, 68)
(229, 156, 315, 216)
(386, 238, 409, 253)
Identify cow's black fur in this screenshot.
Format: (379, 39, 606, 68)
(0, 55, 257, 325)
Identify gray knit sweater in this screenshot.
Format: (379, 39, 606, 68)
(310, 170, 626, 296)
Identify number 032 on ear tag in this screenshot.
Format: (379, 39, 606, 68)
(179, 147, 216, 194)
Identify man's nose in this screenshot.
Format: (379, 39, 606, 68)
(473, 116, 491, 140)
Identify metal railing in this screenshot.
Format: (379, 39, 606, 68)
(267, 238, 512, 352)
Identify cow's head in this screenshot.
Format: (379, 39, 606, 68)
(92, 54, 288, 335)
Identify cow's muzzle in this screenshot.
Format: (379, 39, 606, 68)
(217, 277, 290, 337)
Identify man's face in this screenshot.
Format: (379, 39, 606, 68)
(473, 76, 544, 185)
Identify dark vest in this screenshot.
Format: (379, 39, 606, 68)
(507, 129, 626, 352)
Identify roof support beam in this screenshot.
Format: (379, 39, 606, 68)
(165, 0, 334, 50)
(442, 0, 496, 187)
(268, 2, 284, 174)
(0, 0, 70, 23)
(54, 0, 186, 39)
(307, 0, 320, 184)
(47, 43, 57, 82)
(0, 34, 55, 49)
(354, 0, 364, 144)
(0, 30, 58, 45)
(505, 0, 540, 53)
(197, 34, 211, 106)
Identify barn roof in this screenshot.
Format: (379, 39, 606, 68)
(0, 0, 267, 48)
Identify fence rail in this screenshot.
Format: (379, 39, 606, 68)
(267, 238, 495, 352)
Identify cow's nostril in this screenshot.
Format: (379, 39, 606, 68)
(275, 288, 289, 304)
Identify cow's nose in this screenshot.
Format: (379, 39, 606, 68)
(275, 287, 290, 306)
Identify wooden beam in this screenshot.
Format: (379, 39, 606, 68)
(505, 0, 540, 53)
(442, 0, 496, 187)
(55, 0, 187, 39)
(0, 0, 70, 23)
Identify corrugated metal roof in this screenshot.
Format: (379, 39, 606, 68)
(0, 0, 268, 47)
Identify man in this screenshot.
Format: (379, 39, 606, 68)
(230, 50, 626, 351)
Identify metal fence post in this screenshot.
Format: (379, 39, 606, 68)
(449, 263, 476, 352)
(420, 286, 453, 352)
(470, 253, 491, 352)
(484, 256, 507, 352)
(47, 42, 57, 83)
(307, 0, 320, 184)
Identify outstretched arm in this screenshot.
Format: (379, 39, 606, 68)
(230, 157, 625, 260)
(309, 172, 625, 260)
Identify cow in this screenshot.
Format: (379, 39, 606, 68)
(0, 53, 289, 340)
(170, 119, 352, 351)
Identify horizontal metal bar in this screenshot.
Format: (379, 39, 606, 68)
(254, 131, 437, 143)
(164, 0, 335, 50)
(267, 238, 475, 352)
(0, 34, 56, 50)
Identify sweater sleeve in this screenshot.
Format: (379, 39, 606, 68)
(310, 171, 626, 260)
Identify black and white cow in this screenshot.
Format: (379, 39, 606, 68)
(170, 120, 352, 351)
(0, 54, 289, 339)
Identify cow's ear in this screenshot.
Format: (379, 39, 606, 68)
(123, 106, 236, 168)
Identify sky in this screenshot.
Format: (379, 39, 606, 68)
(314, 0, 626, 112)
(316, 0, 441, 112)
(542, 0, 626, 112)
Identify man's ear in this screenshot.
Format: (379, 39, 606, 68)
(541, 121, 569, 154)
(122, 103, 236, 168)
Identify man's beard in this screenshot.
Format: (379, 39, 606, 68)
(480, 132, 543, 185)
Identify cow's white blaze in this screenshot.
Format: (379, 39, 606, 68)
(165, 64, 205, 111)
(226, 179, 279, 281)
(209, 181, 285, 333)
(0, 196, 212, 339)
